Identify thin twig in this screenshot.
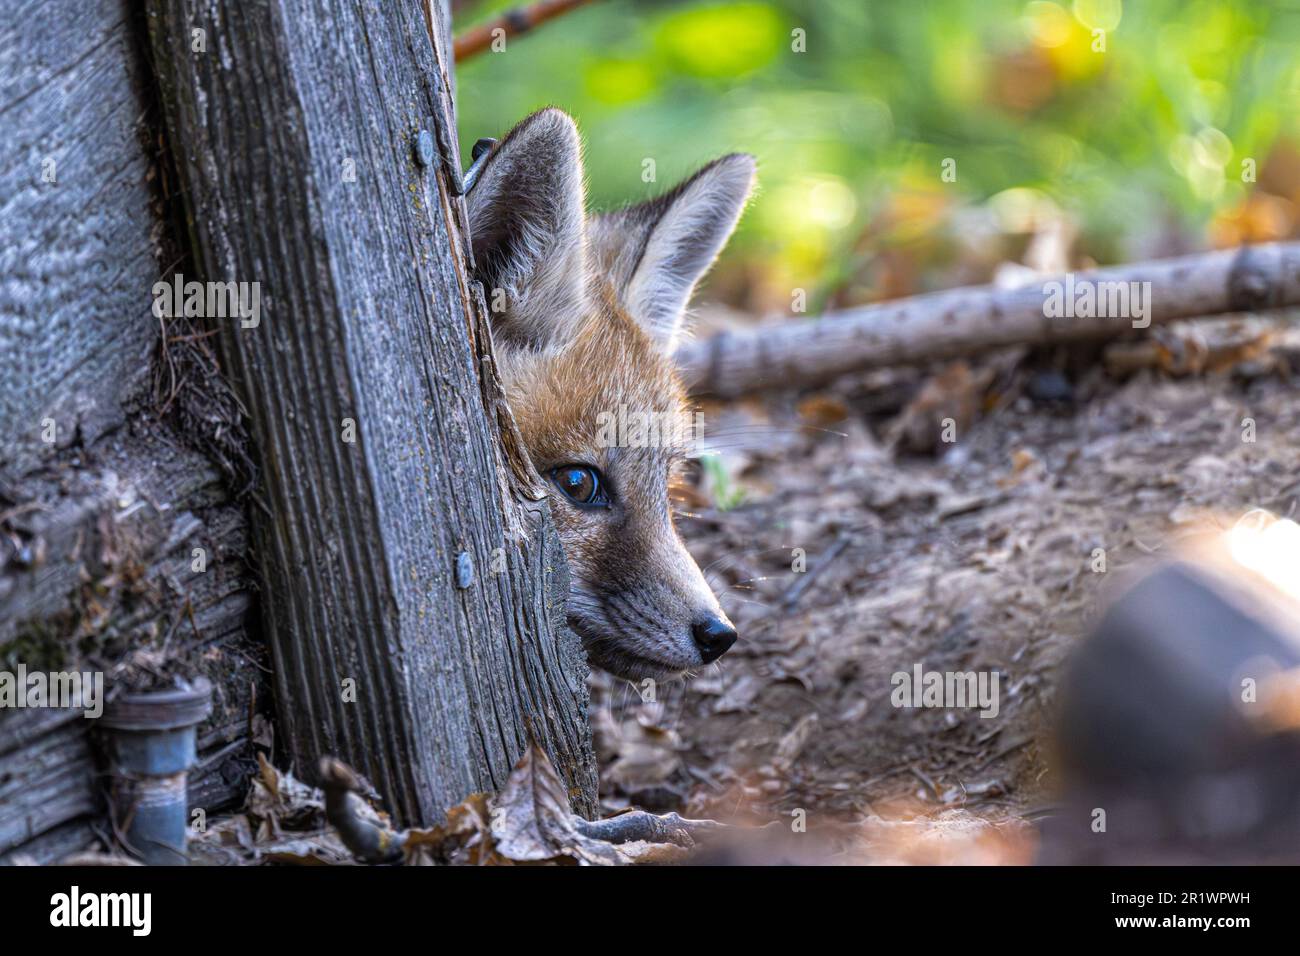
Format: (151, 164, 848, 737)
(780, 531, 853, 611)
(453, 0, 594, 61)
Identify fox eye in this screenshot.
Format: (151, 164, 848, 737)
(549, 465, 609, 507)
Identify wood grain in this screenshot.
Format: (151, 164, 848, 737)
(146, 0, 596, 824)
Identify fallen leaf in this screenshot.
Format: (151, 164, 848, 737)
(774, 713, 820, 769)
(491, 742, 632, 865)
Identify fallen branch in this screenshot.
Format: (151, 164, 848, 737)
(678, 242, 1300, 398)
(453, 0, 593, 61)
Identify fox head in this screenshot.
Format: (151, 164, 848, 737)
(466, 109, 754, 682)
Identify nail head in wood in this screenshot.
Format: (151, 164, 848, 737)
(415, 129, 435, 167)
(455, 550, 474, 589)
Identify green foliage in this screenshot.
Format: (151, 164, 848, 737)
(456, 0, 1300, 310)
(700, 454, 746, 511)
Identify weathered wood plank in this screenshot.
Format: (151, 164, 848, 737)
(0, 422, 267, 856)
(0, 0, 160, 474)
(0, 1, 267, 858)
(0, 710, 97, 853)
(0, 818, 100, 866)
(146, 0, 596, 824)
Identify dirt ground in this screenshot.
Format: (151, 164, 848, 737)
(589, 316, 1300, 863)
(161, 316, 1300, 867)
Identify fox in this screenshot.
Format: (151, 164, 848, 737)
(465, 108, 754, 683)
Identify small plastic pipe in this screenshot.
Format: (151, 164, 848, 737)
(99, 677, 212, 865)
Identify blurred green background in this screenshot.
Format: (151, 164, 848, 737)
(454, 0, 1300, 316)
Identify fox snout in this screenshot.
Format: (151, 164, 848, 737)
(581, 522, 739, 680)
(464, 108, 754, 682)
(542, 467, 741, 680)
(693, 615, 738, 664)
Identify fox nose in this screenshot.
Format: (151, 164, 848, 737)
(692, 615, 738, 664)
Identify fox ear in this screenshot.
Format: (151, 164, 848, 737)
(467, 109, 587, 347)
(590, 154, 755, 353)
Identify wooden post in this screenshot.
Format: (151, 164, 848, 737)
(146, 0, 597, 823)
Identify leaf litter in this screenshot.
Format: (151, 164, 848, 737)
(191, 744, 715, 866)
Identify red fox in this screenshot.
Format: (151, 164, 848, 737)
(466, 109, 754, 682)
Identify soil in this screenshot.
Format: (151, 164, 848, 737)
(589, 317, 1300, 863)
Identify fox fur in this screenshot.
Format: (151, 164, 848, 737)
(466, 108, 755, 681)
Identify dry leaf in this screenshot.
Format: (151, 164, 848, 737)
(491, 742, 638, 864)
(247, 753, 327, 832)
